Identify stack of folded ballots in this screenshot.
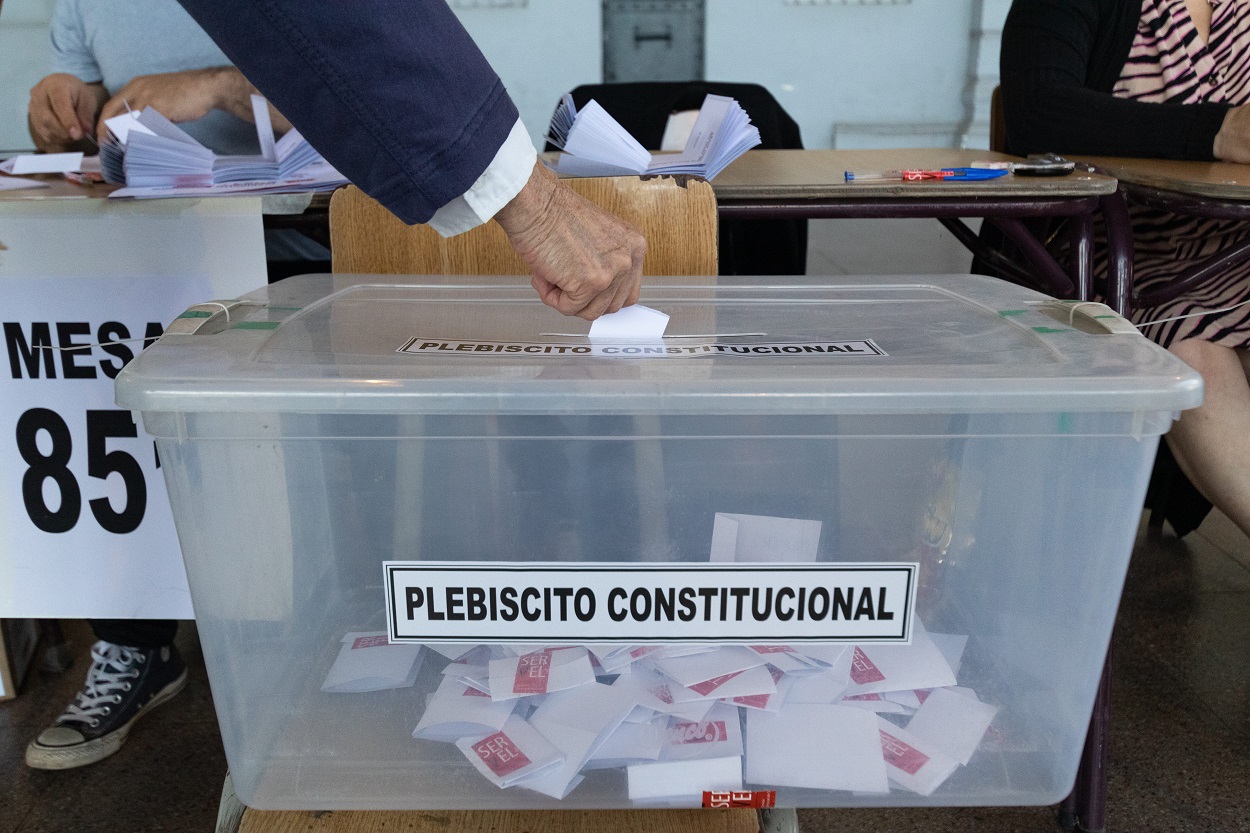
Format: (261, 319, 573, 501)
(548, 93, 761, 180)
(325, 511, 1002, 803)
(99, 95, 346, 193)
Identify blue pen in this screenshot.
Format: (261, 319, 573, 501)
(844, 168, 1010, 182)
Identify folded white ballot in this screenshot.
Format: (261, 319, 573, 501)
(425, 643, 482, 661)
(722, 665, 792, 712)
(413, 675, 516, 742)
(904, 686, 998, 765)
(320, 632, 424, 693)
(584, 720, 668, 769)
(745, 704, 888, 793)
(837, 692, 910, 714)
(524, 683, 637, 798)
(489, 648, 596, 700)
(883, 689, 924, 711)
(784, 663, 852, 705)
(653, 646, 765, 688)
(746, 645, 825, 673)
(928, 631, 969, 678)
(588, 304, 669, 340)
(662, 703, 744, 762)
(456, 714, 564, 788)
(709, 512, 821, 563)
(685, 664, 777, 700)
(844, 625, 957, 696)
(877, 718, 959, 796)
(614, 669, 717, 722)
(443, 662, 491, 694)
(627, 755, 743, 801)
(0, 152, 83, 175)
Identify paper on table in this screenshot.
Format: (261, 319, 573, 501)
(627, 755, 743, 801)
(587, 304, 670, 340)
(456, 714, 564, 788)
(904, 687, 998, 765)
(661, 703, 744, 761)
(320, 632, 424, 693)
(413, 675, 516, 741)
(0, 152, 83, 175)
(709, 513, 822, 563)
(488, 648, 596, 700)
(844, 624, 957, 696)
(744, 705, 888, 793)
(877, 718, 960, 796)
(0, 176, 50, 191)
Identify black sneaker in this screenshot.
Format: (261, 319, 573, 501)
(25, 640, 188, 770)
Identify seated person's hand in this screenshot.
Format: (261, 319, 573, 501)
(1214, 105, 1250, 164)
(28, 73, 107, 153)
(96, 66, 243, 139)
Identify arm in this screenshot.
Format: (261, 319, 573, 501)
(175, 0, 644, 319)
(1001, 0, 1231, 160)
(95, 66, 293, 139)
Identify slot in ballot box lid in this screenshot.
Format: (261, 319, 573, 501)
(115, 273, 1201, 417)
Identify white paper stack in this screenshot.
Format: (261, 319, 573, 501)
(550, 93, 760, 180)
(320, 632, 424, 693)
(101, 96, 347, 196)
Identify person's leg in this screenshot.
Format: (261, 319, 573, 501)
(26, 620, 187, 770)
(1164, 339, 1250, 537)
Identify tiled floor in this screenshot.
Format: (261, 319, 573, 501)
(1, 507, 1247, 833)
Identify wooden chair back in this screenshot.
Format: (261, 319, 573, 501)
(330, 175, 717, 276)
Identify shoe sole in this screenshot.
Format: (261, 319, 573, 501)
(24, 668, 189, 771)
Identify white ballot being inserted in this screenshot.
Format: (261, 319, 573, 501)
(709, 513, 822, 563)
(903, 687, 998, 765)
(745, 704, 888, 793)
(456, 714, 564, 788)
(877, 718, 960, 796)
(413, 675, 517, 742)
(320, 632, 424, 693)
(587, 304, 670, 340)
(627, 755, 743, 801)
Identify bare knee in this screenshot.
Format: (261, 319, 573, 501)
(1169, 339, 1246, 401)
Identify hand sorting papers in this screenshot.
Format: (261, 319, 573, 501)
(549, 93, 761, 180)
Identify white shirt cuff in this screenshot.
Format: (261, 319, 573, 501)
(427, 118, 537, 238)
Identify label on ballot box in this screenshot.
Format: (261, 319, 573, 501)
(385, 562, 918, 645)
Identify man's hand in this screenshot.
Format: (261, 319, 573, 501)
(494, 161, 646, 321)
(95, 66, 292, 139)
(1214, 105, 1250, 163)
(28, 73, 107, 152)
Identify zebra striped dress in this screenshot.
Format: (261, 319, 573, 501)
(1113, 0, 1250, 347)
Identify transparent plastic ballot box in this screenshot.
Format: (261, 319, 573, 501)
(116, 273, 1200, 811)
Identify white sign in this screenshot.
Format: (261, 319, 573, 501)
(384, 562, 917, 644)
(0, 197, 267, 618)
(398, 338, 887, 358)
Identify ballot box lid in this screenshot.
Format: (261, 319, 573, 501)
(115, 273, 1202, 416)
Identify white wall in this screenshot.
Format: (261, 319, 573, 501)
(0, 0, 56, 153)
(450, 0, 601, 150)
(707, 0, 979, 149)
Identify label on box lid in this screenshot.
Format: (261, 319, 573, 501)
(384, 562, 917, 644)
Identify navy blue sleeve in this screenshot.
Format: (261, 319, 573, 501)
(1001, 0, 1229, 160)
(175, 0, 519, 224)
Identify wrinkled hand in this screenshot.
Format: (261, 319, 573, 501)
(494, 161, 646, 320)
(1214, 104, 1250, 163)
(28, 73, 107, 152)
(96, 66, 246, 138)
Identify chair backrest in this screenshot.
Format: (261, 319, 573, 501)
(546, 81, 807, 276)
(330, 175, 717, 276)
(990, 85, 1008, 153)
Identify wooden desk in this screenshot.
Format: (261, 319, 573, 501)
(713, 149, 1121, 303)
(1076, 156, 1250, 315)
